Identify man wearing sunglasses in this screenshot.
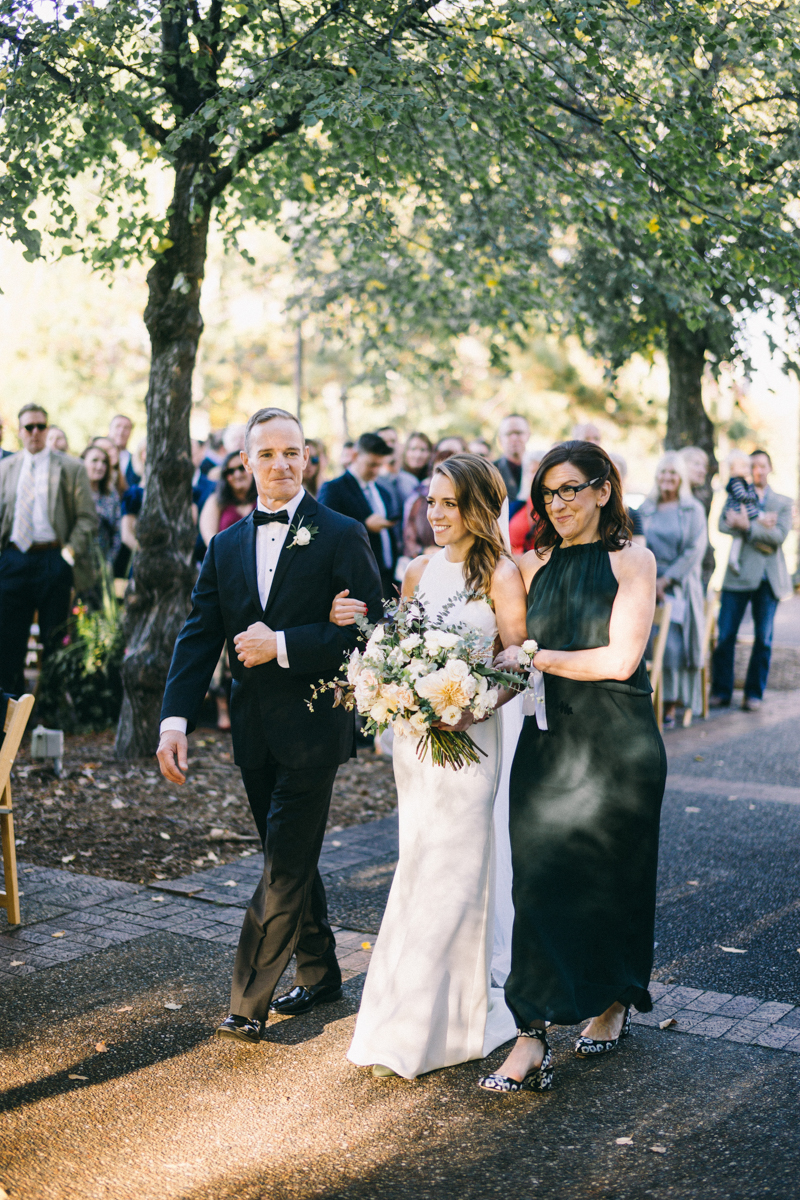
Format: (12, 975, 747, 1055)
(0, 404, 97, 694)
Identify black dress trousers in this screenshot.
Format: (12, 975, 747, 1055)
(231, 748, 341, 1021)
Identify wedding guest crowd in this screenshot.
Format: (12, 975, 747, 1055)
(0, 393, 794, 727)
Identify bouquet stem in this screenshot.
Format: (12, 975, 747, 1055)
(417, 728, 487, 770)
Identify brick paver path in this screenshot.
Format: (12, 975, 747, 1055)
(3, 809, 800, 1054)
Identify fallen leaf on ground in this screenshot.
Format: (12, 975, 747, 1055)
(615, 1136, 633, 1145)
(164, 1002, 183, 1011)
(693, 755, 704, 762)
(95, 1041, 107, 1052)
(151, 895, 164, 902)
(650, 1145, 667, 1154)
(153, 873, 167, 880)
(114, 1006, 133, 1013)
(68, 1074, 89, 1081)
(659, 1018, 677, 1030)
(210, 827, 225, 838)
(61, 854, 75, 863)
(687, 880, 699, 886)
(51, 931, 65, 938)
(719, 946, 746, 954)
(223, 880, 238, 887)
(10, 960, 25, 967)
(361, 942, 372, 950)
(159, 831, 171, 841)
(110, 798, 126, 809)
(685, 806, 700, 813)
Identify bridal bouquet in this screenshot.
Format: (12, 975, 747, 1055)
(309, 594, 537, 770)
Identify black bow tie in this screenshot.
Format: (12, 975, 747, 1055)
(253, 509, 290, 526)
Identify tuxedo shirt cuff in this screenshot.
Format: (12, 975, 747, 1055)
(160, 717, 188, 735)
(276, 631, 289, 669)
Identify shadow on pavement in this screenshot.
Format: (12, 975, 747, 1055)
(0, 930, 355, 1115)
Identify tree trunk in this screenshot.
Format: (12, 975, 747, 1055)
(664, 315, 717, 586)
(664, 317, 715, 459)
(115, 156, 210, 759)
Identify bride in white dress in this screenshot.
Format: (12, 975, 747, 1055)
(330, 453, 528, 1080)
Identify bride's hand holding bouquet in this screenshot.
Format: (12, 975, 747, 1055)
(312, 591, 533, 770)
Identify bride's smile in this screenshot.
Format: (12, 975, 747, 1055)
(426, 473, 471, 556)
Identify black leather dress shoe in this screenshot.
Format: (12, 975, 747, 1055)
(215, 1013, 263, 1043)
(269, 982, 343, 1016)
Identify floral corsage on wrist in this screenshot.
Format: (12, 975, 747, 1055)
(288, 516, 318, 548)
(517, 639, 539, 669)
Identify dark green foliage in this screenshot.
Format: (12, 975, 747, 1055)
(37, 571, 125, 733)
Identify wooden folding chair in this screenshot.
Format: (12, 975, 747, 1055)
(700, 591, 720, 720)
(647, 600, 673, 734)
(0, 693, 36, 926)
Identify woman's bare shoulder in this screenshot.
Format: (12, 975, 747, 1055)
(401, 554, 431, 594)
(493, 554, 524, 584)
(610, 541, 656, 580)
(519, 546, 551, 587)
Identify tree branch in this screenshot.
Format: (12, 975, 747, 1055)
(206, 107, 306, 199)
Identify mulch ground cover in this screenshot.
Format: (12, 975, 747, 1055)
(9, 728, 397, 885)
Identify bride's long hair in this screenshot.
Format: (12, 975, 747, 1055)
(431, 453, 508, 598)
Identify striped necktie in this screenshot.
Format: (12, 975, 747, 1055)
(13, 460, 37, 553)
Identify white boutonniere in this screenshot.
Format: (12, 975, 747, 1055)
(288, 516, 318, 548)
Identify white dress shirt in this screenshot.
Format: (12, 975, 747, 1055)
(348, 468, 392, 569)
(11, 449, 57, 546)
(160, 488, 305, 736)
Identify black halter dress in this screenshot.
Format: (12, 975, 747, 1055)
(505, 541, 667, 1027)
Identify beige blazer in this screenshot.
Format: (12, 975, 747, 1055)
(0, 451, 98, 593)
(719, 486, 793, 600)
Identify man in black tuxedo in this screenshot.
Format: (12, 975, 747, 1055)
(157, 408, 383, 1044)
(318, 432, 400, 598)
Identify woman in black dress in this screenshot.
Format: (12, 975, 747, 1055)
(479, 441, 666, 1094)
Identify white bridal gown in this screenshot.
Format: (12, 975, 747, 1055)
(347, 550, 517, 1079)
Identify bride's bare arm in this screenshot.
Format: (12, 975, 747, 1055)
(490, 557, 529, 649)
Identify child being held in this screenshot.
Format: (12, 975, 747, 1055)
(723, 450, 760, 573)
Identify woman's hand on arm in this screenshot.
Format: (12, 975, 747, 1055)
(329, 589, 368, 626)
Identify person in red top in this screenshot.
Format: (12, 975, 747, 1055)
(197, 450, 258, 729)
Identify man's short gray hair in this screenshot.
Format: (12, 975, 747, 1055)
(245, 407, 304, 450)
(18, 402, 48, 424)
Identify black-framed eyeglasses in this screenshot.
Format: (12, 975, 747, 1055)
(23, 423, 47, 433)
(225, 465, 247, 477)
(540, 476, 603, 505)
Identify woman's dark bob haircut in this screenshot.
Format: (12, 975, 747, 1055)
(530, 440, 633, 556)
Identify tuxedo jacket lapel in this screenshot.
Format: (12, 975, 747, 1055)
(264, 492, 318, 621)
(238, 514, 262, 614)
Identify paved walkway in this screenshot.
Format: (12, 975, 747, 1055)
(2, 694, 800, 1198)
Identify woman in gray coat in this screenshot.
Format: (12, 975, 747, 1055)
(638, 452, 707, 727)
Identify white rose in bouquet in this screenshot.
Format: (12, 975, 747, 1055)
(400, 633, 422, 652)
(346, 649, 362, 685)
(423, 629, 461, 656)
(439, 704, 463, 726)
(408, 710, 428, 736)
